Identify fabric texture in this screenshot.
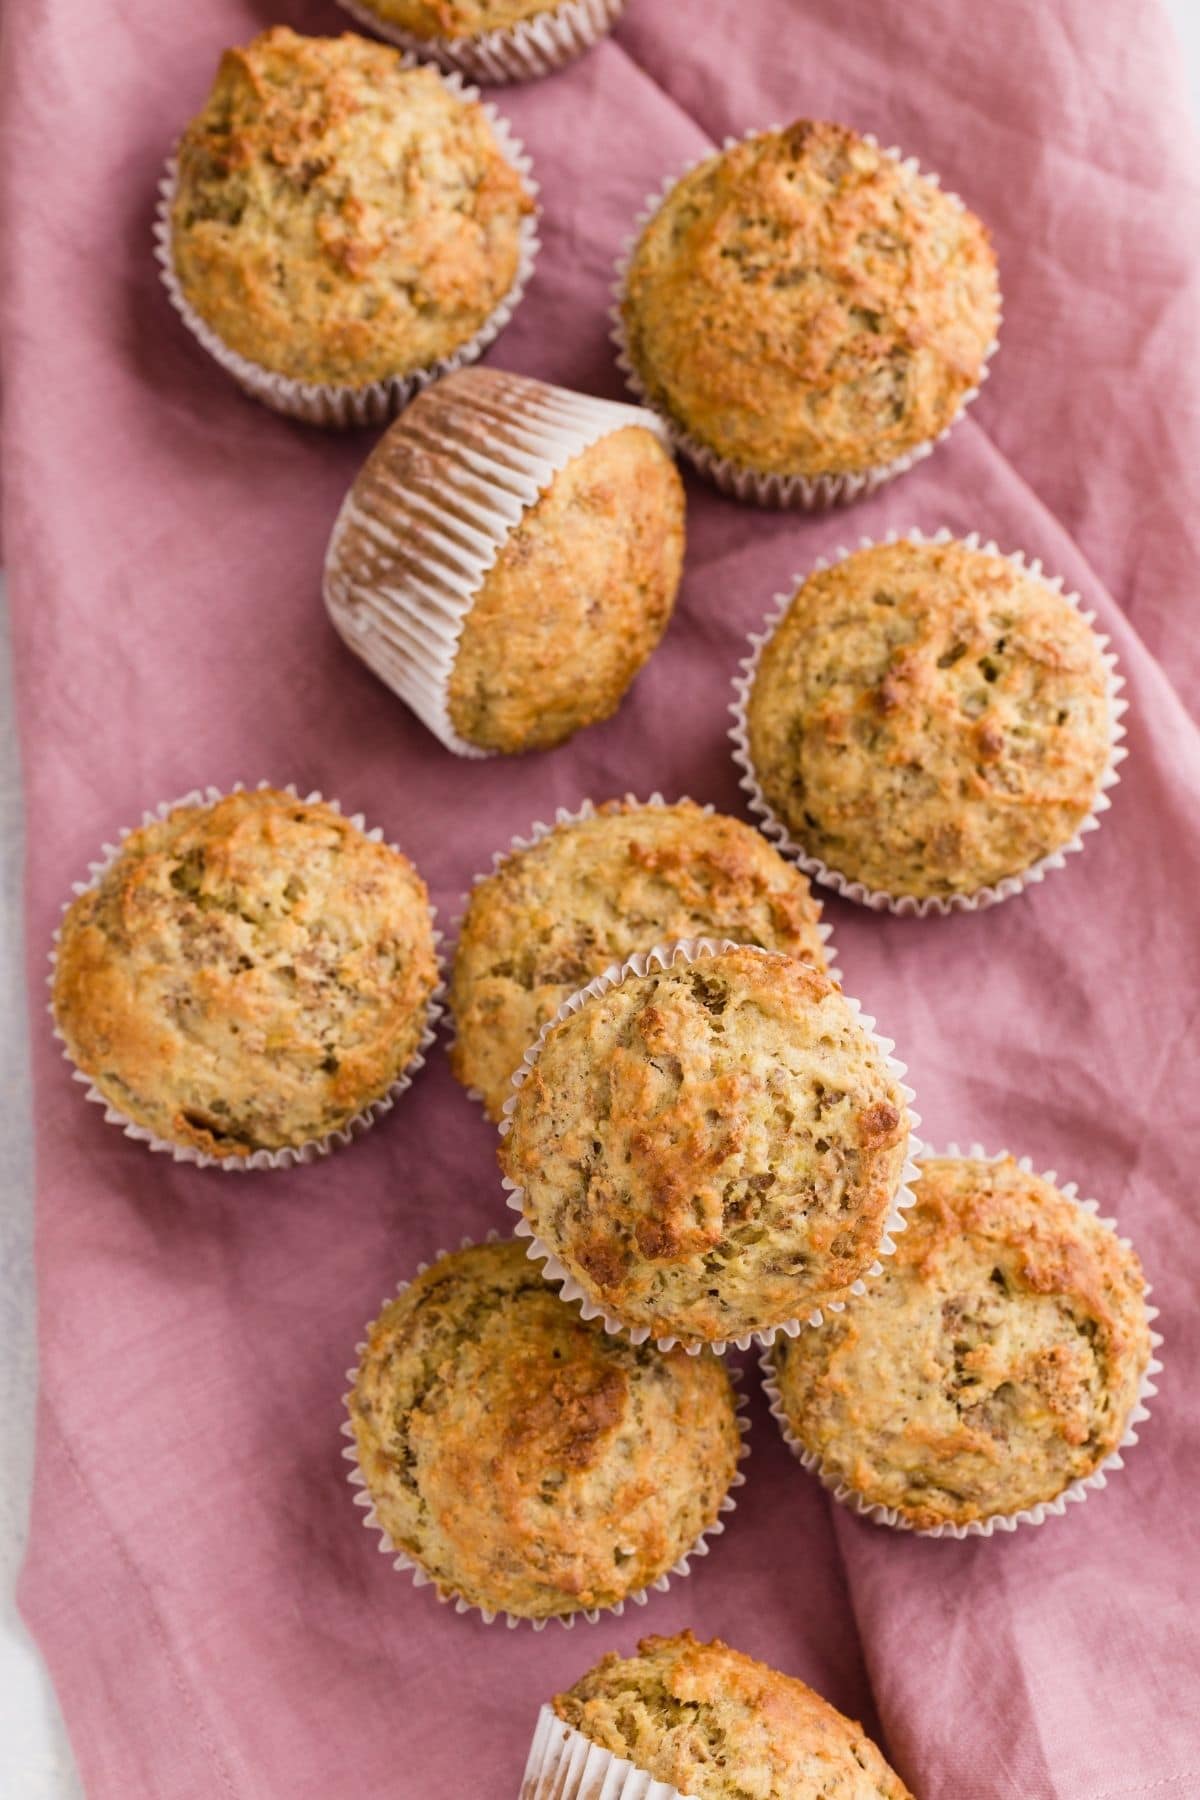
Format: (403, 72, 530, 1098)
(2, 1, 1199, 1795)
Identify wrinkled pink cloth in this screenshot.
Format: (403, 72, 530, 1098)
(2, 1, 1199, 1795)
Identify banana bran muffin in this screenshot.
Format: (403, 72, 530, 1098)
(348, 1240, 742, 1619)
(348, 0, 578, 36)
(169, 28, 533, 387)
(451, 799, 829, 1120)
(768, 1155, 1154, 1531)
(52, 789, 438, 1160)
(500, 945, 912, 1347)
(743, 537, 1114, 900)
(552, 1632, 912, 1799)
(621, 120, 999, 482)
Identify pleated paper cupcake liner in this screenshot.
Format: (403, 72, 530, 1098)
(48, 782, 443, 1173)
(154, 69, 539, 427)
(761, 1142, 1163, 1540)
(499, 936, 921, 1354)
(323, 369, 672, 753)
(334, 0, 625, 84)
(340, 1230, 751, 1629)
(729, 527, 1129, 916)
(611, 131, 1001, 510)
(521, 1705, 697, 1800)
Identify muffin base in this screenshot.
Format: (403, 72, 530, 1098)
(48, 782, 443, 1172)
(760, 1143, 1162, 1539)
(499, 936, 921, 1354)
(521, 1704, 696, 1800)
(334, 0, 626, 84)
(340, 1231, 750, 1629)
(729, 527, 1128, 915)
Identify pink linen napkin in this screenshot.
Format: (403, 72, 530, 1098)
(2, 1, 1199, 1795)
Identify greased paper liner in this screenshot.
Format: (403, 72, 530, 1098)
(730, 527, 1129, 916)
(521, 1705, 698, 1800)
(611, 131, 1002, 511)
(339, 1230, 751, 1629)
(154, 67, 539, 428)
(323, 369, 673, 754)
(334, 0, 625, 85)
(499, 936, 922, 1354)
(445, 790, 840, 1105)
(760, 1143, 1163, 1540)
(47, 782, 444, 1172)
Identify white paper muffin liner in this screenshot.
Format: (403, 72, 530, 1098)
(323, 369, 673, 753)
(521, 1705, 697, 1800)
(340, 1230, 751, 1629)
(761, 1142, 1163, 1540)
(499, 936, 921, 1354)
(334, 0, 625, 84)
(154, 67, 539, 427)
(47, 782, 444, 1172)
(730, 527, 1129, 916)
(611, 130, 1002, 510)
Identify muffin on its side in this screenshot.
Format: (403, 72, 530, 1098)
(451, 798, 829, 1119)
(52, 789, 438, 1161)
(547, 1632, 913, 1799)
(768, 1154, 1155, 1532)
(347, 1240, 742, 1620)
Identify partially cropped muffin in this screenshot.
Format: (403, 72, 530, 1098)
(501, 944, 913, 1347)
(451, 799, 829, 1118)
(335, 0, 626, 85)
(743, 537, 1115, 900)
(52, 789, 438, 1160)
(768, 1154, 1154, 1531)
(348, 1240, 742, 1619)
(169, 28, 534, 388)
(621, 120, 999, 487)
(549, 1632, 912, 1799)
(350, 0, 585, 36)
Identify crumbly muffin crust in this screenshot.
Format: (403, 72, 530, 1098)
(622, 120, 999, 478)
(52, 789, 438, 1159)
(500, 946, 911, 1345)
(769, 1155, 1153, 1531)
(745, 538, 1113, 898)
(452, 800, 828, 1119)
(349, 1240, 741, 1618)
(171, 28, 533, 385)
(554, 1632, 913, 1800)
(352, 0, 566, 38)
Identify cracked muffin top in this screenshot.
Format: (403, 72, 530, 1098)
(768, 1154, 1153, 1531)
(349, 0, 571, 39)
(744, 537, 1113, 899)
(170, 28, 533, 385)
(52, 789, 438, 1159)
(621, 119, 999, 478)
(348, 1240, 741, 1619)
(451, 799, 828, 1119)
(554, 1631, 913, 1800)
(500, 945, 911, 1347)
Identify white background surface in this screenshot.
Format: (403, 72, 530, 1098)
(1, 8, 1198, 1795)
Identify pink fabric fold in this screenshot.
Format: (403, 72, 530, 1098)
(2, 1, 1198, 1795)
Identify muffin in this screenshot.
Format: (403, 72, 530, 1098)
(51, 788, 439, 1164)
(618, 120, 1000, 504)
(336, 0, 626, 85)
(324, 368, 685, 755)
(451, 798, 830, 1120)
(766, 1153, 1156, 1533)
(738, 535, 1119, 906)
(534, 1631, 912, 1799)
(500, 942, 915, 1348)
(346, 1239, 743, 1621)
(164, 28, 536, 420)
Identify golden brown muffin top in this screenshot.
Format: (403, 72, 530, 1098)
(501, 946, 911, 1346)
(353, 0, 565, 38)
(554, 1632, 913, 1800)
(622, 119, 999, 477)
(770, 1155, 1153, 1531)
(52, 789, 438, 1158)
(170, 28, 533, 385)
(451, 799, 828, 1120)
(745, 538, 1113, 899)
(349, 1240, 741, 1619)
